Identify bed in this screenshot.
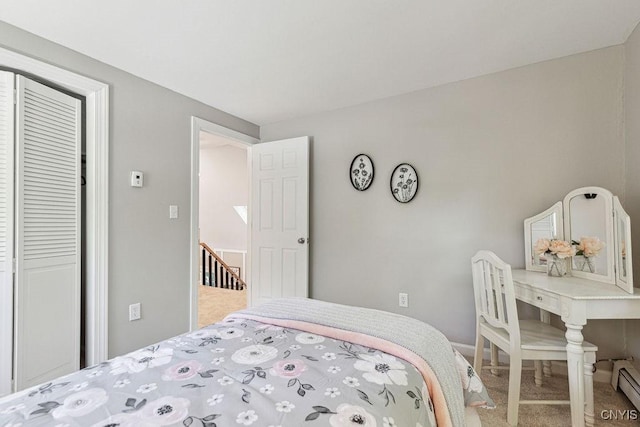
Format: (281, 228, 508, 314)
(0, 298, 493, 426)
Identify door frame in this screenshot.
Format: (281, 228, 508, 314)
(189, 117, 258, 330)
(0, 47, 109, 395)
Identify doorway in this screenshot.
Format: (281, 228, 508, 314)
(189, 117, 258, 330)
(198, 131, 248, 326)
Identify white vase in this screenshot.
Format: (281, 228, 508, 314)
(574, 255, 596, 273)
(547, 254, 570, 277)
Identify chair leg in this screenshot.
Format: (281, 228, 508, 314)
(534, 360, 543, 387)
(584, 352, 596, 427)
(543, 360, 552, 377)
(473, 330, 484, 374)
(491, 343, 499, 376)
(507, 357, 522, 426)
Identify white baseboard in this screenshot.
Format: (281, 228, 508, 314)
(451, 341, 612, 384)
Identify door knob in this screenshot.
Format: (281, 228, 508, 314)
(298, 238, 307, 244)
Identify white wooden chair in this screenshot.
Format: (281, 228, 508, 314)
(471, 250, 597, 426)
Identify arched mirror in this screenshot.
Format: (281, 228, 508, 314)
(563, 187, 614, 284)
(524, 202, 563, 272)
(524, 186, 634, 293)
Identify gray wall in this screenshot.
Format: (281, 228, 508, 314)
(199, 144, 248, 250)
(3, 18, 636, 362)
(262, 46, 628, 356)
(0, 21, 259, 357)
(624, 23, 640, 359)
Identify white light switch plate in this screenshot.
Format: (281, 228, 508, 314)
(169, 205, 179, 219)
(129, 303, 141, 321)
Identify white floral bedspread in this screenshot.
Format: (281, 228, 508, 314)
(0, 318, 438, 427)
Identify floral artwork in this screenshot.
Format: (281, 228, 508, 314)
(350, 154, 374, 191)
(390, 163, 418, 203)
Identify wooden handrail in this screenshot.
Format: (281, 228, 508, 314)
(200, 241, 247, 289)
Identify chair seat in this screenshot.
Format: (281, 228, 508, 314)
(520, 319, 598, 353)
(480, 319, 597, 354)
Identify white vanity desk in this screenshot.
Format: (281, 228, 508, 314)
(512, 268, 640, 427)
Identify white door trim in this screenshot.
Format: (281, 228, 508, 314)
(0, 46, 109, 395)
(189, 117, 258, 330)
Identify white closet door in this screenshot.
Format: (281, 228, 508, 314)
(14, 76, 81, 390)
(0, 71, 15, 396)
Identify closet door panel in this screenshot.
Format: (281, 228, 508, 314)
(0, 71, 15, 396)
(14, 76, 81, 390)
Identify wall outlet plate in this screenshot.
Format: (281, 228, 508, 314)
(399, 292, 409, 308)
(130, 171, 144, 187)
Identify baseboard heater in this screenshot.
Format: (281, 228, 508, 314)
(612, 360, 640, 410)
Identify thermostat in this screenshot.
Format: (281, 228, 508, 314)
(131, 171, 144, 187)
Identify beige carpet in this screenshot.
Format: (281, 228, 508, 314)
(474, 361, 636, 426)
(198, 285, 247, 327)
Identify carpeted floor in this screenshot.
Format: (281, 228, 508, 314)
(198, 285, 247, 327)
(474, 360, 636, 426)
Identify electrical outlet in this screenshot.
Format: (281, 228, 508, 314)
(129, 303, 141, 321)
(130, 171, 144, 187)
(399, 293, 409, 308)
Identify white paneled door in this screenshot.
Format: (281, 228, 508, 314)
(11, 74, 81, 390)
(250, 137, 309, 306)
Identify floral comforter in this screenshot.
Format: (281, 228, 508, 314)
(0, 300, 492, 427)
(1, 318, 442, 427)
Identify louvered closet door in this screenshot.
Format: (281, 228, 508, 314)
(14, 75, 81, 390)
(0, 71, 15, 396)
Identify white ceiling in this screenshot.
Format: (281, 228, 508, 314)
(2, 1, 640, 125)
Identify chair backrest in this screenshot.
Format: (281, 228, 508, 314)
(471, 250, 520, 348)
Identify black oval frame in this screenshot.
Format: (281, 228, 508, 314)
(349, 154, 375, 191)
(390, 163, 419, 203)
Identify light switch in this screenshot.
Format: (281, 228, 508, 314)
(169, 205, 179, 219)
(130, 171, 144, 187)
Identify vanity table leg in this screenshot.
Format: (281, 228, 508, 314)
(540, 309, 552, 377)
(565, 323, 586, 427)
(534, 361, 543, 387)
(584, 351, 596, 427)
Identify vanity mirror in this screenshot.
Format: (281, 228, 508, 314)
(524, 202, 563, 272)
(614, 197, 633, 292)
(524, 186, 634, 293)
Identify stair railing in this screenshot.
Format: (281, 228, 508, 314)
(200, 241, 246, 290)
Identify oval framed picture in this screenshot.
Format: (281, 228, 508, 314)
(349, 154, 374, 191)
(390, 163, 418, 203)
